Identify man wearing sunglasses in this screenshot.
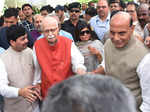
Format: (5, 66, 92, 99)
(61, 2, 86, 42)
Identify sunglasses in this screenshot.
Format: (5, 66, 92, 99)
(80, 30, 90, 36)
(70, 9, 80, 13)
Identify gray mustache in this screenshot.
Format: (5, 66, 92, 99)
(48, 35, 55, 39)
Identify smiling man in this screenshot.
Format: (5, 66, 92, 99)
(93, 12, 149, 112)
(33, 16, 86, 99)
(0, 25, 41, 112)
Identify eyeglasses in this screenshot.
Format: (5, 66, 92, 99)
(70, 9, 80, 13)
(97, 6, 107, 9)
(126, 10, 135, 13)
(80, 30, 90, 36)
(44, 28, 58, 34)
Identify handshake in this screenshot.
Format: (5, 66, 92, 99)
(19, 84, 42, 103)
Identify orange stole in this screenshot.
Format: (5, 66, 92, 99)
(34, 36, 73, 98)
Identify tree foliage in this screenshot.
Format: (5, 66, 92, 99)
(78, 0, 98, 3)
(5, 0, 26, 8)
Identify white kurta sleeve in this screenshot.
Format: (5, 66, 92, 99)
(32, 47, 41, 85)
(136, 53, 150, 112)
(71, 42, 87, 73)
(0, 59, 19, 98)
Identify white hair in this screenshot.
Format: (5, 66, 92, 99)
(33, 14, 43, 21)
(41, 16, 58, 31)
(41, 75, 136, 112)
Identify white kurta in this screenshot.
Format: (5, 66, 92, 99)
(137, 53, 150, 112)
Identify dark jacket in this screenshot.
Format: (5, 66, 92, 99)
(61, 19, 86, 42)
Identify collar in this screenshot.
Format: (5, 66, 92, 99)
(24, 17, 34, 24)
(96, 12, 110, 22)
(68, 19, 84, 25)
(9, 46, 25, 54)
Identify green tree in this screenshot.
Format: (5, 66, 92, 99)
(5, 0, 26, 8)
(32, 6, 40, 14)
(78, 0, 98, 3)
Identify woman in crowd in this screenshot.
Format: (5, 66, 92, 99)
(76, 23, 104, 72)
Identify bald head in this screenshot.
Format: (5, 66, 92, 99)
(34, 14, 43, 20)
(109, 11, 134, 48)
(42, 16, 58, 30)
(47, 14, 62, 29)
(34, 14, 44, 31)
(111, 11, 132, 27)
(47, 14, 60, 23)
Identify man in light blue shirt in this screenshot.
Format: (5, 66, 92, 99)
(90, 0, 110, 41)
(59, 30, 74, 41)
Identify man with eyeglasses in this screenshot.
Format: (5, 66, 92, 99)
(61, 2, 87, 42)
(37, 14, 74, 41)
(33, 16, 87, 99)
(89, 0, 110, 41)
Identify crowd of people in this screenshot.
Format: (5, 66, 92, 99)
(0, 0, 150, 112)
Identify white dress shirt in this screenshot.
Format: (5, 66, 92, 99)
(0, 58, 19, 98)
(90, 14, 110, 40)
(33, 42, 87, 85)
(137, 53, 150, 112)
(0, 42, 86, 98)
